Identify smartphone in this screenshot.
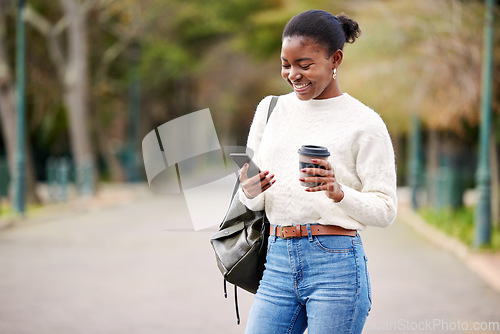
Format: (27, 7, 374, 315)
(229, 153, 261, 178)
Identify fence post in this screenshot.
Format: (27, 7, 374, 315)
(77, 158, 94, 196)
(58, 158, 69, 202)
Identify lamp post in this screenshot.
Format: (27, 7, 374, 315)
(409, 113, 422, 210)
(126, 41, 141, 182)
(14, 0, 26, 215)
(475, 0, 495, 248)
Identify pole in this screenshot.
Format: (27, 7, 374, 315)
(14, 0, 26, 215)
(126, 43, 141, 182)
(409, 113, 421, 209)
(475, 0, 495, 248)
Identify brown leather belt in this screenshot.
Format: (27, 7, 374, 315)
(270, 224, 357, 239)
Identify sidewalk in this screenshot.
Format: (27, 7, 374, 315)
(0, 185, 498, 333)
(396, 187, 500, 293)
(0, 183, 153, 232)
(4, 185, 498, 294)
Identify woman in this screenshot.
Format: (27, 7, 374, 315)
(239, 9, 397, 334)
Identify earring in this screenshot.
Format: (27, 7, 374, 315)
(332, 68, 337, 80)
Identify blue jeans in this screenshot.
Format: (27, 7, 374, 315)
(246, 225, 371, 334)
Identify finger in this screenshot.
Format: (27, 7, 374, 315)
(304, 184, 326, 192)
(301, 168, 332, 177)
(247, 174, 275, 196)
(300, 176, 333, 185)
(260, 174, 275, 188)
(252, 175, 273, 194)
(261, 179, 276, 191)
(248, 170, 269, 186)
(239, 163, 249, 181)
(325, 182, 336, 193)
(259, 170, 270, 181)
(245, 170, 271, 189)
(242, 167, 263, 186)
(311, 158, 332, 169)
(305, 180, 338, 194)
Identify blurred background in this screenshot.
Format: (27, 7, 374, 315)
(0, 0, 499, 332)
(0, 0, 498, 247)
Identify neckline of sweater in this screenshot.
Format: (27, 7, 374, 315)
(292, 92, 351, 109)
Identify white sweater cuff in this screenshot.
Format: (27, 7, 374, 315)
(335, 183, 396, 228)
(238, 187, 265, 211)
(335, 184, 355, 204)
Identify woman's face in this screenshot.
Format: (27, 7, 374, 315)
(281, 36, 341, 100)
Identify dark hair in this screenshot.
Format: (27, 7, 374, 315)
(282, 10, 361, 55)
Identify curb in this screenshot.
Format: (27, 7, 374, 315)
(398, 204, 500, 293)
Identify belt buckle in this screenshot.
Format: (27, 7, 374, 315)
(280, 226, 298, 239)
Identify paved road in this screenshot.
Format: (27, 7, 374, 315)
(0, 189, 499, 333)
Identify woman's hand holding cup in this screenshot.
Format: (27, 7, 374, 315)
(299, 158, 344, 203)
(297, 145, 343, 202)
(239, 163, 276, 199)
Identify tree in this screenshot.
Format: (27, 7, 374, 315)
(0, 6, 16, 175)
(25, 0, 95, 193)
(0, 1, 39, 203)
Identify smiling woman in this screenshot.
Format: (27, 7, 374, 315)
(280, 36, 342, 100)
(237, 9, 397, 334)
(280, 11, 360, 101)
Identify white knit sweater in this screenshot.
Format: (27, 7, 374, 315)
(238, 92, 397, 230)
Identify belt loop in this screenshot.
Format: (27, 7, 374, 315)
(306, 224, 313, 242)
(272, 225, 277, 242)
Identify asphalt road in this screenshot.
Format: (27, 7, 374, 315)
(0, 189, 499, 334)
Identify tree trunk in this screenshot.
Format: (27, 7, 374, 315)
(93, 109, 125, 182)
(24, 1, 95, 194)
(0, 9, 17, 179)
(0, 76, 16, 178)
(60, 0, 95, 190)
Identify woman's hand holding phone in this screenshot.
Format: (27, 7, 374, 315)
(239, 163, 276, 199)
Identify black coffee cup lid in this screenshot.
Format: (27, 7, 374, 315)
(298, 145, 330, 157)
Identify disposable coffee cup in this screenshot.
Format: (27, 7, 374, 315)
(298, 145, 330, 187)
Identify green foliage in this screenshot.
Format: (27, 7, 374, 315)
(140, 39, 195, 84)
(419, 206, 500, 251)
(172, 0, 271, 48)
(138, 0, 281, 84)
(236, 8, 290, 59)
(2, 0, 497, 183)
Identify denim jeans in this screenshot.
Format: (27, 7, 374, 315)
(246, 225, 371, 334)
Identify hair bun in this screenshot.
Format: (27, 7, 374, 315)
(336, 13, 361, 44)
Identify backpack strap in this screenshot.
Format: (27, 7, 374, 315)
(229, 95, 279, 198)
(267, 95, 278, 122)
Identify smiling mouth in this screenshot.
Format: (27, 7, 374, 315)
(292, 82, 311, 91)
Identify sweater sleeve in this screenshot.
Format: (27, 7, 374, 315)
(238, 96, 274, 211)
(335, 126, 398, 228)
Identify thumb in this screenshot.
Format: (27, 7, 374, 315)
(239, 163, 249, 181)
